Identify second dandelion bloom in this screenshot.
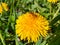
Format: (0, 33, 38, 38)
(15, 12, 50, 43)
(1, 3, 8, 11)
(0, 5, 3, 13)
(47, 0, 58, 3)
(0, 2, 8, 14)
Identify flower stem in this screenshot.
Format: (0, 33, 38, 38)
(52, 7, 60, 19)
(49, 3, 52, 22)
(13, 9, 19, 45)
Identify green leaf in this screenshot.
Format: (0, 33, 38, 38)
(19, 42, 24, 45)
(40, 40, 46, 45)
(11, 15, 15, 22)
(0, 30, 6, 45)
(48, 27, 60, 45)
(35, 36, 42, 45)
(40, 35, 50, 45)
(50, 15, 60, 25)
(15, 35, 19, 45)
(11, 23, 14, 30)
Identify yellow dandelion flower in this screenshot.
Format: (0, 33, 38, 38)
(15, 12, 50, 43)
(47, 0, 58, 3)
(0, 5, 3, 14)
(1, 3, 8, 11)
